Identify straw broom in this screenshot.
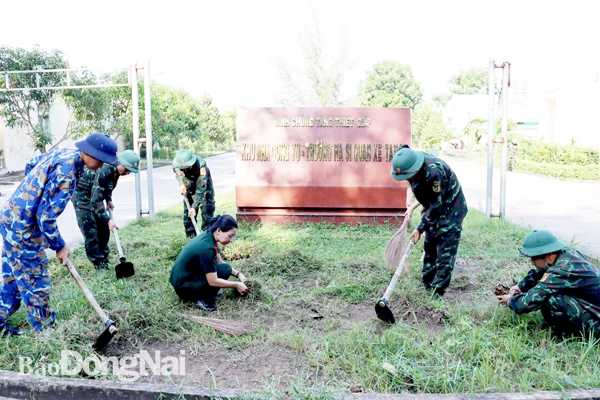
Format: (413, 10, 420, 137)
(383, 200, 421, 269)
(179, 314, 256, 336)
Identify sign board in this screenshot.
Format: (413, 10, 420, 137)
(235, 107, 411, 224)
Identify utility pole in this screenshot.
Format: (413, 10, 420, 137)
(486, 60, 511, 221)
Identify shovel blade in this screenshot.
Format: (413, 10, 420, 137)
(375, 299, 396, 324)
(93, 319, 117, 351)
(115, 261, 135, 279)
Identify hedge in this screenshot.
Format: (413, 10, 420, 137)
(515, 159, 599, 180)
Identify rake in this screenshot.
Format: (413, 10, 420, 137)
(179, 313, 255, 336)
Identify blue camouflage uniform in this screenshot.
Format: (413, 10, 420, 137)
(410, 153, 468, 295)
(71, 164, 120, 268)
(0, 148, 84, 332)
(509, 247, 600, 336)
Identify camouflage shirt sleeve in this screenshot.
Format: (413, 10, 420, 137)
(90, 165, 112, 223)
(205, 168, 215, 205)
(173, 166, 186, 186)
(509, 267, 572, 314)
(516, 268, 545, 292)
(37, 173, 75, 251)
(25, 153, 46, 175)
(192, 163, 209, 210)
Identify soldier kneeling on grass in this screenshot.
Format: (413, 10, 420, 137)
(496, 229, 600, 338)
(169, 214, 249, 312)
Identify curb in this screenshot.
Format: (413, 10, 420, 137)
(0, 371, 239, 400)
(1, 371, 599, 400)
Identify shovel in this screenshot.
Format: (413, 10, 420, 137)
(65, 258, 117, 350)
(183, 196, 201, 236)
(375, 238, 415, 324)
(107, 208, 135, 279)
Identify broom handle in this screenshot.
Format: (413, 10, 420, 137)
(382, 239, 415, 301)
(107, 208, 125, 261)
(183, 196, 201, 235)
(65, 258, 110, 324)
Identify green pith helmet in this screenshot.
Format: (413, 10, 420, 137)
(519, 230, 567, 257)
(390, 147, 425, 181)
(172, 149, 196, 169)
(117, 150, 140, 173)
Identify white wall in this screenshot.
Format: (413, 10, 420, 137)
(1, 102, 75, 171)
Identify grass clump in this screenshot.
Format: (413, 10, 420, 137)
(2, 190, 600, 398)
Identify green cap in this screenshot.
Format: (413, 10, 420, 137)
(519, 230, 566, 257)
(390, 148, 424, 181)
(117, 150, 140, 173)
(172, 149, 196, 169)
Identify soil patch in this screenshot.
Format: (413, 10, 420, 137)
(92, 256, 497, 389)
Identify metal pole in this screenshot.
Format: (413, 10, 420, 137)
(486, 59, 495, 221)
(144, 61, 155, 221)
(499, 61, 510, 220)
(131, 64, 142, 219)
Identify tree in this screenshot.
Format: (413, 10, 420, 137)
(463, 117, 517, 149)
(358, 60, 423, 110)
(411, 103, 454, 149)
(274, 12, 354, 106)
(61, 70, 132, 146)
(0, 45, 67, 152)
(150, 85, 234, 155)
(433, 67, 488, 107)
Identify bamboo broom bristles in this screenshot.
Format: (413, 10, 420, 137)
(383, 201, 420, 269)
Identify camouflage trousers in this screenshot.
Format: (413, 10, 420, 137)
(182, 195, 215, 237)
(541, 294, 600, 337)
(0, 235, 56, 332)
(75, 207, 110, 267)
(422, 228, 462, 296)
(174, 262, 232, 302)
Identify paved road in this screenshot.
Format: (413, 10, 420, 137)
(444, 156, 600, 259)
(1, 151, 598, 259)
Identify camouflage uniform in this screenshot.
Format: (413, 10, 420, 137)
(173, 156, 215, 236)
(509, 247, 600, 336)
(410, 153, 468, 296)
(0, 148, 84, 332)
(71, 164, 120, 268)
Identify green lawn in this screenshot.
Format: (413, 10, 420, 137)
(2, 190, 599, 399)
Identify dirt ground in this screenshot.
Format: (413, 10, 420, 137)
(101, 256, 494, 390)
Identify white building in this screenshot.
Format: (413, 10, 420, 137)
(442, 66, 600, 148)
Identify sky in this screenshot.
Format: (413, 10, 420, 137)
(1, 0, 598, 112)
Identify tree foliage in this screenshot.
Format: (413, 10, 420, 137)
(274, 13, 354, 106)
(433, 67, 488, 107)
(463, 117, 517, 148)
(0, 45, 67, 152)
(358, 60, 423, 110)
(411, 103, 454, 149)
(61, 70, 132, 146)
(151, 86, 235, 155)
(1, 45, 235, 157)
